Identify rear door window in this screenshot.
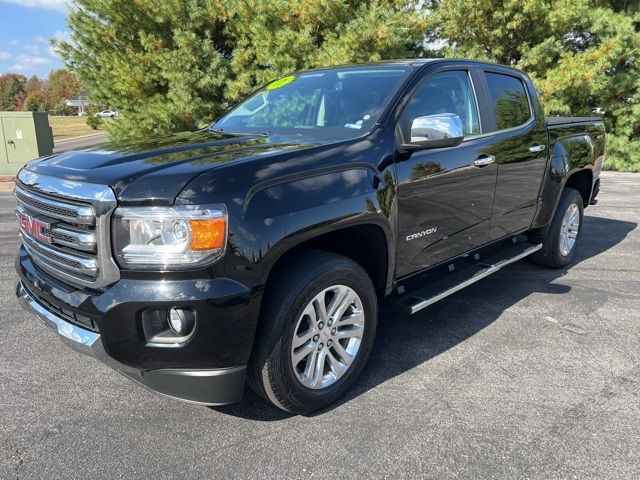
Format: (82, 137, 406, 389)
(484, 72, 532, 131)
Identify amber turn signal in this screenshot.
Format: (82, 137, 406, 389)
(189, 217, 226, 251)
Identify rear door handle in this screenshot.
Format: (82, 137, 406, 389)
(474, 155, 495, 167)
(529, 144, 546, 153)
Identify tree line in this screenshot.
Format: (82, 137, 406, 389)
(36, 0, 640, 171)
(0, 69, 83, 115)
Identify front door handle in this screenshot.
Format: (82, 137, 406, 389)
(474, 155, 495, 167)
(529, 144, 546, 153)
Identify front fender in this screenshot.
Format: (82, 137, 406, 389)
(237, 164, 395, 285)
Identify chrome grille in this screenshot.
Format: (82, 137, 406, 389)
(14, 186, 95, 225)
(43, 228, 75, 243)
(15, 169, 120, 289)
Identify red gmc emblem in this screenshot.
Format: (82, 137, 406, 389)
(18, 211, 51, 243)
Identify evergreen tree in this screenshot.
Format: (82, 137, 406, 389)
(57, 0, 427, 139)
(57, 0, 639, 171)
(426, 0, 640, 171)
(225, 0, 426, 100)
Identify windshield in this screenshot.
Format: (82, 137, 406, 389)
(213, 66, 411, 138)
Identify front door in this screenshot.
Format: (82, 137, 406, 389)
(394, 69, 498, 278)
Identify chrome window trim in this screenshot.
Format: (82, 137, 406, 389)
(16, 169, 121, 289)
(463, 116, 536, 142)
(467, 70, 483, 135)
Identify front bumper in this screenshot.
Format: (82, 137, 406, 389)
(15, 243, 260, 406)
(17, 281, 247, 405)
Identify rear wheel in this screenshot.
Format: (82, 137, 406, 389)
(531, 187, 584, 268)
(249, 251, 378, 414)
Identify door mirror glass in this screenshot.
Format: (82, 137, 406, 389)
(405, 113, 464, 150)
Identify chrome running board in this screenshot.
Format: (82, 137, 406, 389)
(398, 241, 542, 315)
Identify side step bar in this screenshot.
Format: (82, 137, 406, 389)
(398, 241, 542, 315)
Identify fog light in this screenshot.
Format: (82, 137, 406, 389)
(167, 308, 195, 336)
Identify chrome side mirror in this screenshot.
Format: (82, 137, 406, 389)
(404, 113, 464, 150)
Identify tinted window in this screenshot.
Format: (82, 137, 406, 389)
(485, 72, 531, 130)
(400, 71, 480, 139)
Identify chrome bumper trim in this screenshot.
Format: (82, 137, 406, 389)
(16, 280, 247, 405)
(16, 281, 100, 356)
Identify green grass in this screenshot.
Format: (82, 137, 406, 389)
(49, 116, 103, 141)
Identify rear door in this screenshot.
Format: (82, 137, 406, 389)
(394, 67, 498, 278)
(479, 69, 548, 240)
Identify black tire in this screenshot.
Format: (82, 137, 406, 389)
(531, 187, 584, 268)
(248, 250, 378, 414)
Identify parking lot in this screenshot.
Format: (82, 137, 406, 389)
(1, 171, 639, 479)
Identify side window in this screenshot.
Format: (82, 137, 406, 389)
(400, 71, 480, 138)
(484, 72, 532, 130)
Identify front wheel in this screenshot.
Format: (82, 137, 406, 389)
(248, 251, 378, 414)
(531, 187, 584, 268)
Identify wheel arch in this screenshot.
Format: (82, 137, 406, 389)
(247, 220, 391, 404)
(262, 221, 392, 299)
(563, 168, 593, 208)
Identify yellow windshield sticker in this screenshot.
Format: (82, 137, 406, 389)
(266, 75, 295, 91)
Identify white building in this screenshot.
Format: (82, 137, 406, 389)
(65, 97, 90, 116)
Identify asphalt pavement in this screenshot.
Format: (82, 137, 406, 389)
(0, 171, 639, 479)
(53, 133, 107, 153)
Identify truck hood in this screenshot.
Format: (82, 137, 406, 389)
(24, 130, 329, 205)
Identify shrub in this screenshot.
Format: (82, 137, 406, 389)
(86, 113, 103, 130)
(24, 93, 46, 112)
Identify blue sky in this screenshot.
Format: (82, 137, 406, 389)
(0, 0, 68, 78)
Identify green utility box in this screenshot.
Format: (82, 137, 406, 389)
(0, 112, 54, 175)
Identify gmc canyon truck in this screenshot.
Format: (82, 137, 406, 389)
(15, 60, 604, 414)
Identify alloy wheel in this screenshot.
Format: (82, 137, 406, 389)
(290, 285, 365, 389)
(559, 202, 580, 256)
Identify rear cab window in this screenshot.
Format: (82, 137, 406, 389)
(484, 72, 532, 131)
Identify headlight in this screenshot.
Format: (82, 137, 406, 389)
(112, 204, 227, 269)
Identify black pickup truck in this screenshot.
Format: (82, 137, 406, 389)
(15, 60, 604, 414)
